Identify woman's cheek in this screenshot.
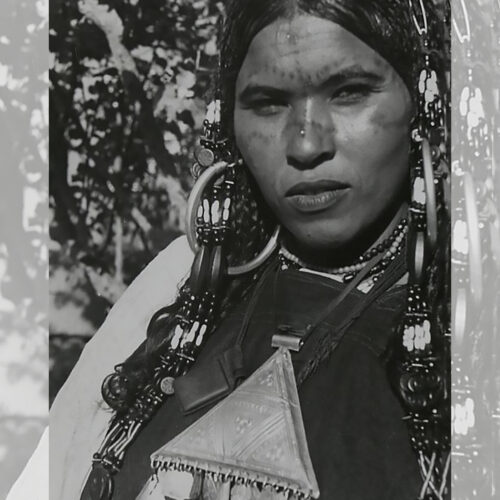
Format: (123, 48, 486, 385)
(237, 130, 267, 171)
(236, 117, 281, 167)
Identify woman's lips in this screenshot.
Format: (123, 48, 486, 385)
(285, 180, 350, 214)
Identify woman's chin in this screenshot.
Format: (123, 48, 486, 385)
(283, 224, 356, 253)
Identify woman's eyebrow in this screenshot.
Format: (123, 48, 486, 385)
(238, 84, 291, 102)
(319, 66, 385, 89)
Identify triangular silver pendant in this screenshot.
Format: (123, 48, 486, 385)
(148, 347, 319, 499)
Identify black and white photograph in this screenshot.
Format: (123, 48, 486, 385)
(1, 1, 500, 500)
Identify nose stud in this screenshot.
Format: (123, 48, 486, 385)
(299, 128, 306, 137)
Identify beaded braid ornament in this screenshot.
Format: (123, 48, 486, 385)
(394, 1, 451, 499)
(193, 99, 231, 177)
(81, 102, 238, 500)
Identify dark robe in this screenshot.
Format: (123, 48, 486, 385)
(113, 267, 421, 499)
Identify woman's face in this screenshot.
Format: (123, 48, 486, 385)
(234, 15, 413, 251)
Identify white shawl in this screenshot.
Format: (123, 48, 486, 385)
(7, 235, 194, 500)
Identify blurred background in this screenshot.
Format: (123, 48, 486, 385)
(0, 0, 48, 496)
(49, 0, 221, 403)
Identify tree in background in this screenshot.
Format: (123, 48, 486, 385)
(49, 0, 221, 395)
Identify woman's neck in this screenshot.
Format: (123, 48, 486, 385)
(281, 202, 409, 270)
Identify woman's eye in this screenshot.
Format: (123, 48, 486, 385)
(332, 85, 373, 103)
(247, 99, 287, 116)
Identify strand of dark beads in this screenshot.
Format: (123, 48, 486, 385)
(357, 218, 408, 262)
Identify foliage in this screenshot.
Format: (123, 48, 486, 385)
(50, 0, 221, 319)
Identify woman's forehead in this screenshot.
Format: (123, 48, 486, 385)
(237, 15, 392, 89)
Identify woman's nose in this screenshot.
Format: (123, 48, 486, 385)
(285, 101, 336, 170)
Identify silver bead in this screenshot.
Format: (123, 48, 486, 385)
(160, 377, 175, 395)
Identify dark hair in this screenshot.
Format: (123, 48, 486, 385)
(103, 0, 449, 418)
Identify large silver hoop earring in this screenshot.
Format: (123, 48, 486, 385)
(186, 161, 227, 252)
(185, 161, 280, 276)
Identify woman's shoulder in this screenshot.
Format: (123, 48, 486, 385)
(81, 234, 194, 359)
(155, 234, 193, 270)
(106, 235, 193, 317)
(132, 234, 193, 295)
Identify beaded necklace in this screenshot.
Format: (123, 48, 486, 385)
(279, 218, 408, 286)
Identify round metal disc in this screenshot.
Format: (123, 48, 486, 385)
(160, 376, 175, 395)
(81, 465, 113, 500)
(196, 147, 215, 167)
